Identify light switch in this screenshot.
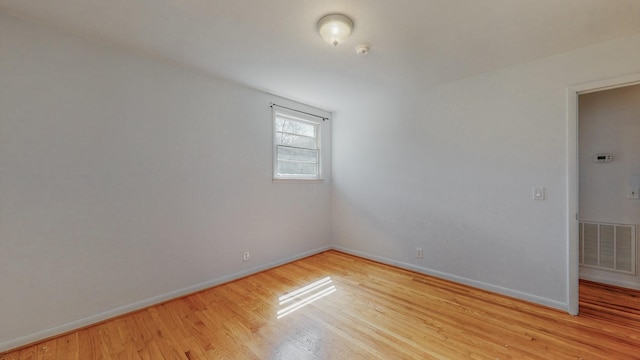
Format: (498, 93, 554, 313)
(628, 187, 640, 200)
(533, 187, 545, 200)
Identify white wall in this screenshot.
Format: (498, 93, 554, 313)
(332, 33, 640, 310)
(579, 85, 640, 288)
(3, 6, 640, 352)
(0, 13, 331, 350)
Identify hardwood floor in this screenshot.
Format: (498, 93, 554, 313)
(2, 250, 640, 359)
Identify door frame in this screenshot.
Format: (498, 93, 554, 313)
(567, 73, 640, 315)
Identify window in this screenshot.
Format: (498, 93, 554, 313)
(273, 108, 322, 180)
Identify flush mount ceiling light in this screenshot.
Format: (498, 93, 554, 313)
(317, 14, 354, 46)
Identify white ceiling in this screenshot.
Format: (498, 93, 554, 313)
(2, 0, 640, 110)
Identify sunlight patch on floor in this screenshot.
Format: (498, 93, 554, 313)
(277, 276, 336, 319)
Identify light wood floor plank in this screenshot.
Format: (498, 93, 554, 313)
(3, 250, 640, 359)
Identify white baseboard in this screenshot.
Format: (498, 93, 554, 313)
(0, 245, 331, 353)
(331, 246, 568, 312)
(2, 244, 571, 353)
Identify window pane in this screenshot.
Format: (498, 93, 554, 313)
(275, 132, 317, 149)
(275, 118, 316, 137)
(278, 161, 318, 176)
(273, 109, 322, 180)
(277, 147, 318, 162)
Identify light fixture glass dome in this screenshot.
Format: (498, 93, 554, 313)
(317, 14, 353, 46)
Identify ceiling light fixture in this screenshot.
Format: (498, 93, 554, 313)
(317, 14, 354, 46)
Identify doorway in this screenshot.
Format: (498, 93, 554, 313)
(567, 74, 640, 315)
(578, 84, 640, 287)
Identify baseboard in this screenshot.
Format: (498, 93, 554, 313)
(579, 274, 640, 291)
(2, 244, 569, 353)
(331, 246, 568, 312)
(0, 245, 331, 353)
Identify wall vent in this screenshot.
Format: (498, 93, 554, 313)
(579, 222, 636, 275)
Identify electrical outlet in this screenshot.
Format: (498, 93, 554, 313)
(243, 252, 250, 261)
(416, 248, 423, 259)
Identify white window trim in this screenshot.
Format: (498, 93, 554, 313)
(273, 107, 323, 181)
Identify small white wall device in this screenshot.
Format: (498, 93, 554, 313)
(593, 153, 613, 163)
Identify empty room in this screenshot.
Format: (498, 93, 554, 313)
(2, 1, 640, 359)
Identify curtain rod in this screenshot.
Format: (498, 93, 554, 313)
(270, 103, 330, 121)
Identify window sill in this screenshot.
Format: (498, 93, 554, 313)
(272, 178, 325, 184)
